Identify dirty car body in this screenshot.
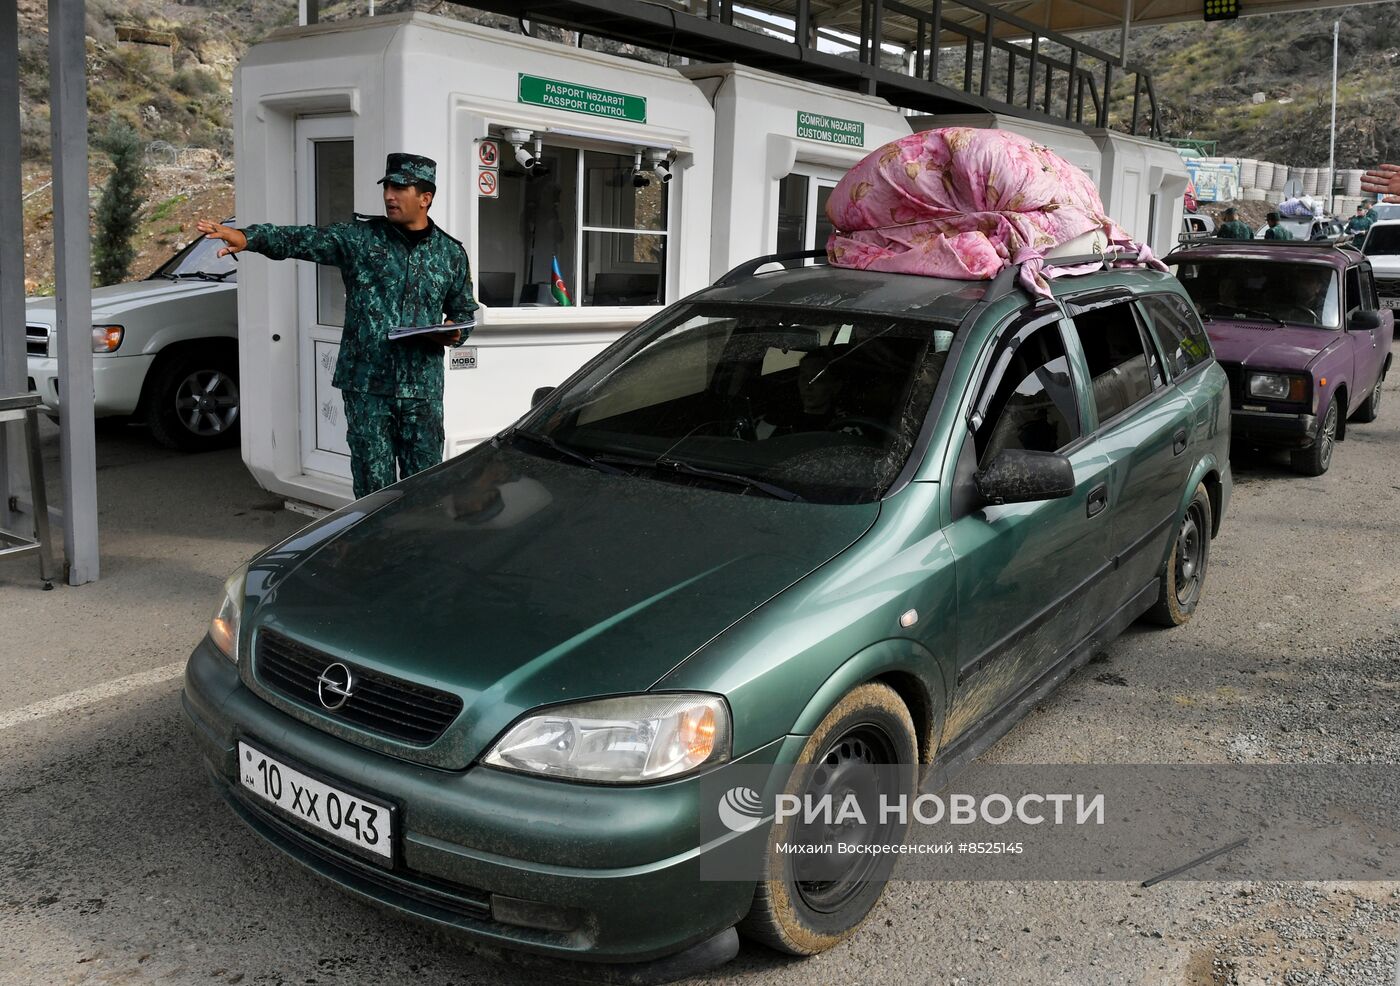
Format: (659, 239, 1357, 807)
(1169, 240, 1393, 475)
(183, 255, 1231, 971)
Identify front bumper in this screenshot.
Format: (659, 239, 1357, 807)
(182, 638, 778, 966)
(26, 353, 154, 417)
(1230, 407, 1317, 449)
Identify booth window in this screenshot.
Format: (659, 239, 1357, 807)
(314, 140, 354, 327)
(479, 141, 667, 308)
(777, 174, 835, 265)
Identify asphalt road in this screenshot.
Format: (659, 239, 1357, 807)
(3, 371, 1400, 986)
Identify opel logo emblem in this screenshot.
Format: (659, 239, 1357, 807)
(317, 662, 355, 711)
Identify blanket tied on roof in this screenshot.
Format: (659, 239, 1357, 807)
(825, 127, 1166, 297)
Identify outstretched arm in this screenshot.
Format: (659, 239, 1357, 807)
(1361, 164, 1400, 199)
(197, 219, 351, 266)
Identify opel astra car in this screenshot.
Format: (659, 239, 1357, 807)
(184, 251, 1230, 973)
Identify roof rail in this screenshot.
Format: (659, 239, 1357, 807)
(1175, 237, 1358, 250)
(715, 249, 828, 286)
(979, 263, 1021, 302)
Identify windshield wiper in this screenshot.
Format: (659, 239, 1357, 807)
(606, 454, 802, 501)
(171, 270, 235, 282)
(502, 428, 626, 476)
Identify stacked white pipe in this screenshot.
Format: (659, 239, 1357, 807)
(1240, 158, 1259, 190)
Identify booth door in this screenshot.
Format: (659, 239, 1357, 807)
(294, 116, 354, 481)
(776, 172, 838, 261)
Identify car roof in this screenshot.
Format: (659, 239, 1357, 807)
(1169, 240, 1360, 269)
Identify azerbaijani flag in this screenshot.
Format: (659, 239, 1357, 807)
(550, 256, 573, 306)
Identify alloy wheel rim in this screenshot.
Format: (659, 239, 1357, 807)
(1319, 401, 1337, 469)
(174, 370, 240, 437)
(792, 723, 901, 914)
(1175, 503, 1205, 607)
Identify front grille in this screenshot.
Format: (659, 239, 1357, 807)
(25, 324, 48, 357)
(255, 629, 463, 745)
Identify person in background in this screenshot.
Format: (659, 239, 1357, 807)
(1345, 202, 1376, 236)
(1263, 212, 1293, 241)
(1215, 207, 1254, 240)
(196, 153, 477, 498)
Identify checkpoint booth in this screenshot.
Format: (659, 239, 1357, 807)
(680, 64, 912, 279)
(234, 12, 715, 508)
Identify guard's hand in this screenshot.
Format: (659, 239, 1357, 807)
(1361, 164, 1400, 197)
(196, 220, 248, 258)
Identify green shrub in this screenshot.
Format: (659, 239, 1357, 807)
(92, 119, 147, 286)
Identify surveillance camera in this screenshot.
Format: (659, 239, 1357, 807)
(529, 137, 551, 178)
(514, 144, 537, 171)
(631, 149, 649, 188)
(653, 160, 672, 184)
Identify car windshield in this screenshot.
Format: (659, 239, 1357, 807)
(519, 303, 957, 504)
(150, 232, 238, 282)
(1363, 225, 1400, 256)
(1370, 203, 1400, 222)
(1172, 259, 1341, 329)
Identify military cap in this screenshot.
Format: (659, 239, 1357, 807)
(378, 152, 437, 191)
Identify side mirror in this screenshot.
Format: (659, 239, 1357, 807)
(531, 386, 556, 407)
(1349, 310, 1382, 332)
(974, 449, 1075, 506)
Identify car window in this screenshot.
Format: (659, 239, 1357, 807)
(1361, 266, 1378, 309)
(973, 322, 1080, 467)
(1362, 225, 1400, 256)
(1066, 301, 1159, 424)
(1172, 259, 1341, 329)
(1138, 294, 1212, 378)
(152, 233, 239, 282)
(534, 304, 957, 504)
(1345, 267, 1364, 317)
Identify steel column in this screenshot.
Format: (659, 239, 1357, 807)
(49, 0, 98, 584)
(0, 0, 25, 537)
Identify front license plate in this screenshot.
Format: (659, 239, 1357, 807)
(237, 740, 393, 860)
(1382, 298, 1400, 309)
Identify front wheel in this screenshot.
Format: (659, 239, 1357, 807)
(145, 348, 241, 452)
(1145, 481, 1213, 628)
(738, 683, 917, 956)
(1290, 395, 1338, 476)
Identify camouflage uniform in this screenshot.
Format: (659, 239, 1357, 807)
(241, 154, 477, 498)
(1263, 224, 1294, 240)
(1216, 220, 1255, 240)
(1346, 212, 1376, 235)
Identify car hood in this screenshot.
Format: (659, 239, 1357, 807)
(1367, 255, 1400, 275)
(244, 443, 880, 766)
(25, 278, 231, 321)
(1204, 321, 1340, 370)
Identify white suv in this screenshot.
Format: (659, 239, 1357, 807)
(1361, 219, 1400, 308)
(26, 225, 238, 451)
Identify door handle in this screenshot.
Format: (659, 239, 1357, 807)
(1172, 428, 1188, 456)
(1086, 484, 1108, 518)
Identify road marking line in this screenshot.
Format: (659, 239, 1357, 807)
(0, 661, 186, 731)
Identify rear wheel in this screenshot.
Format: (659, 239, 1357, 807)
(1350, 377, 1382, 424)
(145, 348, 240, 452)
(738, 683, 917, 956)
(1290, 395, 1338, 476)
(1146, 482, 1212, 628)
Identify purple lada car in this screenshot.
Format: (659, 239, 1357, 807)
(1168, 240, 1393, 475)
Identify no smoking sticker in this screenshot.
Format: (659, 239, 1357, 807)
(477, 170, 498, 198)
(478, 139, 500, 168)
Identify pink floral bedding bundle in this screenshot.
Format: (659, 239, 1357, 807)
(825, 127, 1166, 296)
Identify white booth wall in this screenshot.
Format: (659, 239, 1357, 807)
(1089, 128, 1189, 259)
(681, 64, 911, 279)
(235, 13, 715, 508)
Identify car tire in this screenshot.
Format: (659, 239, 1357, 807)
(1349, 377, 1382, 424)
(145, 348, 240, 452)
(1290, 394, 1338, 476)
(737, 682, 917, 956)
(1145, 481, 1213, 628)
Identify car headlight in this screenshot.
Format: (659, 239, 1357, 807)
(1247, 372, 1307, 402)
(209, 565, 247, 663)
(92, 324, 124, 353)
(482, 693, 731, 783)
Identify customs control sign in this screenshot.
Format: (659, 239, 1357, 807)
(796, 111, 864, 148)
(518, 74, 647, 123)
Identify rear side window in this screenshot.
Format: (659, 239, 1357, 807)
(1067, 301, 1160, 424)
(1138, 294, 1212, 378)
(973, 322, 1081, 466)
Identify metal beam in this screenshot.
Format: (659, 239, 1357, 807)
(0, 0, 25, 537)
(49, 0, 98, 584)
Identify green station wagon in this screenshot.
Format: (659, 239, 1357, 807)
(183, 250, 1230, 977)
